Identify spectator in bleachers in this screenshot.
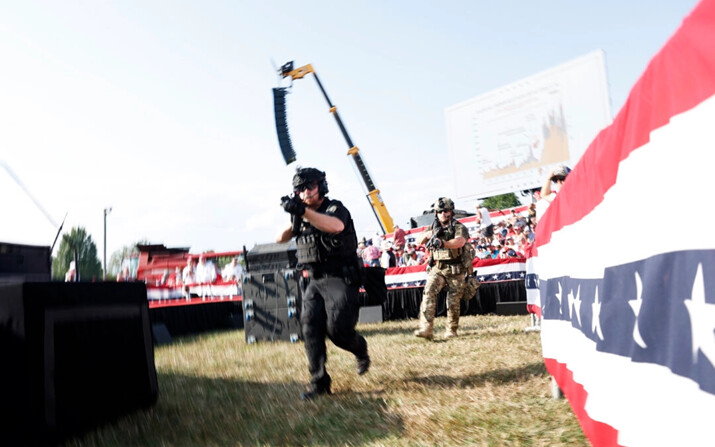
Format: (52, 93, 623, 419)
(392, 225, 406, 252)
(394, 246, 405, 266)
(222, 257, 244, 283)
(182, 258, 195, 283)
(405, 248, 422, 266)
(507, 209, 519, 226)
(499, 222, 509, 239)
(222, 256, 244, 296)
(476, 245, 490, 260)
(505, 223, 516, 239)
(536, 165, 571, 220)
(492, 223, 506, 247)
(174, 266, 182, 285)
(195, 254, 217, 283)
(398, 243, 413, 265)
(490, 244, 501, 259)
(380, 241, 397, 269)
(515, 233, 531, 257)
(356, 241, 366, 260)
(527, 202, 537, 225)
(512, 223, 525, 240)
(182, 257, 196, 298)
(416, 245, 427, 264)
(524, 225, 535, 243)
(516, 213, 528, 229)
(401, 244, 423, 265)
(502, 237, 513, 255)
(401, 245, 411, 266)
(362, 240, 381, 267)
(476, 202, 494, 242)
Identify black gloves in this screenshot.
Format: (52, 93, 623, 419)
(280, 195, 306, 217)
(427, 237, 444, 250)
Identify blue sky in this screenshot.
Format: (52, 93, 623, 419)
(0, 0, 700, 264)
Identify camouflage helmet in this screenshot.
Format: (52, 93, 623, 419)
(293, 167, 328, 196)
(433, 197, 455, 213)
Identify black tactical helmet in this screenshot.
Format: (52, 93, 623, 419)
(433, 197, 455, 213)
(293, 167, 329, 197)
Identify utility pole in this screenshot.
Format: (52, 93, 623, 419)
(103, 207, 112, 280)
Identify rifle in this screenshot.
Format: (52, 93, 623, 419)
(426, 220, 444, 267)
(280, 193, 304, 235)
(426, 220, 445, 249)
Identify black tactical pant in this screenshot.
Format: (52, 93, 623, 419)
(300, 275, 368, 392)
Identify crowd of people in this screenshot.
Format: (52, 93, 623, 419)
(356, 203, 537, 269)
(114, 255, 245, 298)
(175, 255, 244, 295)
(471, 204, 536, 260)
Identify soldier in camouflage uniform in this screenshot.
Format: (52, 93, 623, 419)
(414, 197, 470, 340)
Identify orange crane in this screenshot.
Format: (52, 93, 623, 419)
(272, 61, 395, 234)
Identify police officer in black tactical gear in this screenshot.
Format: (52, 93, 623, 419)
(277, 167, 370, 401)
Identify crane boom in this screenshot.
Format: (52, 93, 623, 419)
(279, 62, 394, 234)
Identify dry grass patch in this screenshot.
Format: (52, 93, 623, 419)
(61, 315, 588, 447)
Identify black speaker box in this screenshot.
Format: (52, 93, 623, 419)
(243, 269, 302, 343)
(0, 242, 51, 283)
(245, 242, 297, 272)
(0, 282, 158, 444)
(245, 306, 302, 343)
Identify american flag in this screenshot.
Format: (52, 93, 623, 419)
(535, 1, 715, 445)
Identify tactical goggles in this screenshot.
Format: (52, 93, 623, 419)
(295, 181, 319, 193)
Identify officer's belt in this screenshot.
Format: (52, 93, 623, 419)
(436, 258, 461, 266)
(304, 265, 347, 278)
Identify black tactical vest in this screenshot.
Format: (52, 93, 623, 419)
(295, 198, 358, 268)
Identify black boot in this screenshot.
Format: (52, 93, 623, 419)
(300, 388, 331, 401)
(356, 355, 371, 375)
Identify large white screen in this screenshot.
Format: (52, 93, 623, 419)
(445, 50, 612, 200)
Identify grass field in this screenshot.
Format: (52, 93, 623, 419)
(61, 315, 589, 447)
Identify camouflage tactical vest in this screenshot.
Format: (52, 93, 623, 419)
(431, 220, 464, 261)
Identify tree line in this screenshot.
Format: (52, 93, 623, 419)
(51, 226, 145, 281)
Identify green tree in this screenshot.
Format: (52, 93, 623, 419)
(52, 226, 103, 281)
(108, 239, 149, 278)
(481, 192, 520, 211)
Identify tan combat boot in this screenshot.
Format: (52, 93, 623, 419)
(414, 328, 434, 341)
(444, 329, 458, 339)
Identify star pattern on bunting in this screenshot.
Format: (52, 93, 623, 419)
(540, 251, 715, 393)
(684, 263, 715, 367)
(555, 282, 563, 315)
(628, 271, 647, 349)
(591, 285, 604, 341)
(572, 285, 582, 326)
(567, 285, 575, 320)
